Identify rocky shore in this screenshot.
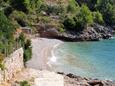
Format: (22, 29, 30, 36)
(37, 24, 115, 41)
(57, 72, 115, 86)
(25, 38, 115, 86)
(1, 38, 115, 86)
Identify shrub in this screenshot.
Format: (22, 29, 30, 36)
(20, 81, 30, 86)
(0, 53, 4, 63)
(9, 11, 28, 27)
(24, 39, 31, 49)
(23, 39, 32, 63)
(0, 63, 5, 71)
(0, 11, 16, 55)
(67, 0, 78, 13)
(63, 17, 76, 30)
(10, 0, 28, 13)
(58, 27, 65, 33)
(93, 11, 104, 24)
(76, 5, 94, 28)
(18, 33, 25, 47)
(0, 11, 15, 40)
(96, 0, 115, 25)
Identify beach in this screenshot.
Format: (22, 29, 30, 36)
(26, 38, 63, 70)
(25, 38, 115, 86)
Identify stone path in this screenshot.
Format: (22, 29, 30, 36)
(13, 68, 64, 86)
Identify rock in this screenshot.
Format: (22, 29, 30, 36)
(66, 73, 75, 78)
(37, 23, 114, 41)
(57, 72, 65, 75)
(40, 28, 60, 38)
(88, 80, 103, 86)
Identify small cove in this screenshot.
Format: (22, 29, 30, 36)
(50, 39, 115, 80)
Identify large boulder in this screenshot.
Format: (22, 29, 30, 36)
(40, 28, 60, 38)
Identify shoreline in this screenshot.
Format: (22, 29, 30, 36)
(26, 37, 115, 85)
(26, 38, 63, 71)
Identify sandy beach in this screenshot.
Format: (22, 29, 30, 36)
(26, 38, 63, 70)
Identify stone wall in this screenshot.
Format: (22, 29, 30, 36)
(0, 48, 24, 84)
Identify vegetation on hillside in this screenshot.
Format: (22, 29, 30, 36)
(0, 0, 115, 63)
(1, 0, 114, 30)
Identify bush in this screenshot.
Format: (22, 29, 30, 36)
(23, 39, 32, 63)
(9, 11, 28, 27)
(63, 5, 94, 31)
(0, 11, 16, 55)
(58, 27, 65, 33)
(96, 0, 115, 25)
(63, 17, 76, 30)
(0, 11, 15, 40)
(67, 0, 78, 13)
(0, 53, 4, 63)
(43, 5, 66, 15)
(24, 39, 31, 49)
(23, 48, 32, 63)
(76, 5, 94, 28)
(20, 81, 30, 86)
(10, 0, 28, 13)
(93, 11, 104, 24)
(0, 63, 5, 71)
(18, 33, 25, 47)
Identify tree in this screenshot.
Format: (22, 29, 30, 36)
(76, 5, 93, 28)
(0, 11, 15, 40)
(10, 0, 28, 13)
(67, 0, 78, 13)
(96, 0, 115, 25)
(93, 11, 104, 24)
(63, 17, 76, 30)
(0, 11, 15, 55)
(27, 0, 43, 13)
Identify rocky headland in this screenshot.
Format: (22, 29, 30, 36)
(37, 24, 115, 42)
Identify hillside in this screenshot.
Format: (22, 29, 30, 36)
(0, 0, 115, 41)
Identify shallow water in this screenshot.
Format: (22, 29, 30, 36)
(50, 39, 115, 80)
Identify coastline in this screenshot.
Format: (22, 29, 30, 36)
(25, 37, 115, 86)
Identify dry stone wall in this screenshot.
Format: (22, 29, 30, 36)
(0, 48, 24, 84)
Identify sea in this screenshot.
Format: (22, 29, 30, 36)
(49, 38, 115, 80)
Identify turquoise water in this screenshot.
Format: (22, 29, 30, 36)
(51, 39, 115, 80)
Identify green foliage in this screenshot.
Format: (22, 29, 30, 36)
(39, 16, 51, 23)
(9, 11, 28, 27)
(20, 81, 30, 86)
(67, 0, 78, 13)
(23, 39, 32, 63)
(58, 27, 65, 33)
(10, 0, 28, 13)
(93, 11, 104, 24)
(24, 39, 31, 49)
(0, 53, 4, 63)
(17, 33, 25, 47)
(96, 0, 115, 25)
(77, 5, 93, 27)
(63, 17, 76, 30)
(63, 5, 94, 31)
(0, 11, 15, 40)
(0, 11, 16, 56)
(0, 63, 5, 71)
(0, 53, 5, 70)
(42, 4, 66, 15)
(16, 33, 32, 63)
(27, 0, 43, 13)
